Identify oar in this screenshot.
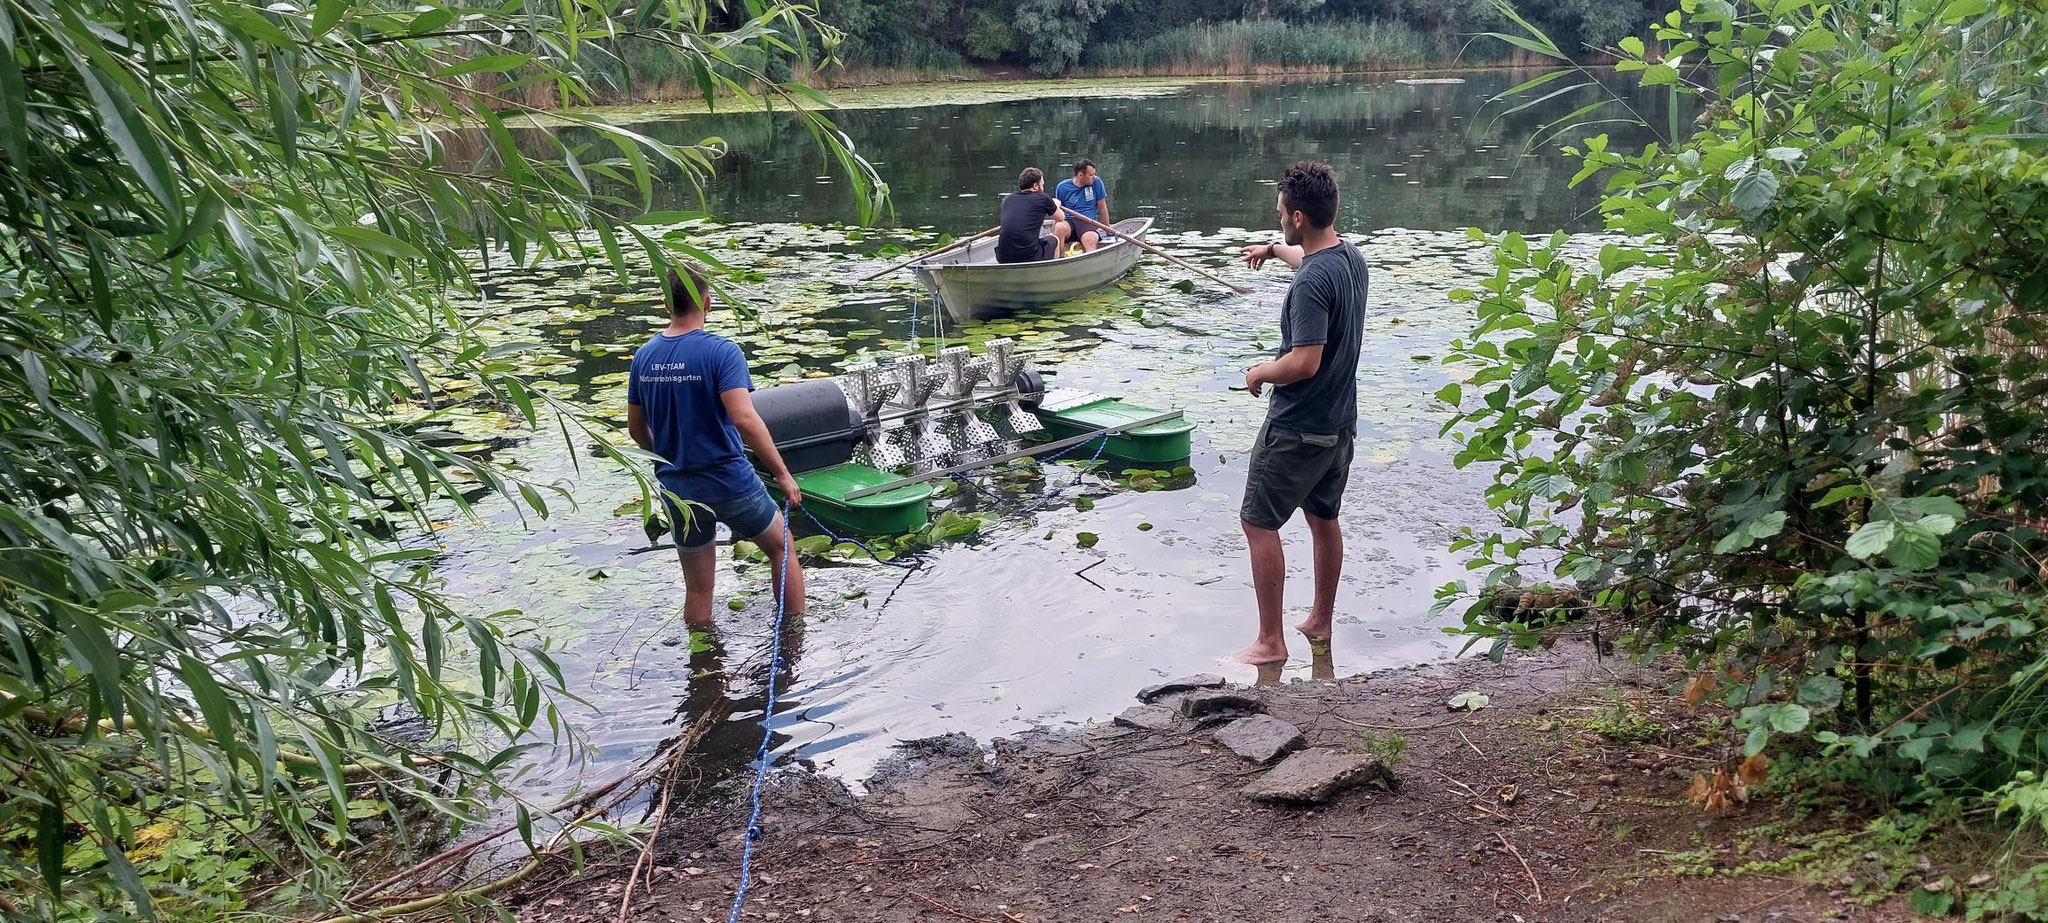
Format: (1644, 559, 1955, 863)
(857, 225, 1001, 282)
(1066, 211, 1253, 295)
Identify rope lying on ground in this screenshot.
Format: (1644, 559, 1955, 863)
(725, 498, 800, 923)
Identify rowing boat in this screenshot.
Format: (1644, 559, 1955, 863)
(910, 216, 1154, 322)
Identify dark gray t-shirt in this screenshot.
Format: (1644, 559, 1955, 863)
(1268, 240, 1369, 434)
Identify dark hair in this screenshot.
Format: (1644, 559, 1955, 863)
(1278, 161, 1338, 230)
(1073, 158, 1095, 175)
(1018, 167, 1044, 191)
(665, 263, 709, 315)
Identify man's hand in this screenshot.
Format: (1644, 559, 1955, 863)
(777, 472, 803, 507)
(1244, 364, 1266, 397)
(1241, 243, 1271, 270)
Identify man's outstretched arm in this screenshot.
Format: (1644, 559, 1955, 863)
(1240, 241, 1305, 270)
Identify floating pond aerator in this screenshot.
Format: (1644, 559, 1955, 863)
(749, 338, 1195, 536)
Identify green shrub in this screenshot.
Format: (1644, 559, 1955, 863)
(964, 10, 1019, 61)
(1438, 0, 2048, 825)
(1081, 19, 1435, 72)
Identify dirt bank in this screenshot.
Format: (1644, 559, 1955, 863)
(507, 645, 1917, 922)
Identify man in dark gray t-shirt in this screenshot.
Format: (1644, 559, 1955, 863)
(1232, 161, 1369, 666)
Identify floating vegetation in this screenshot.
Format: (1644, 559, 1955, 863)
(424, 214, 1632, 799)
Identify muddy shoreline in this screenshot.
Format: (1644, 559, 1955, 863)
(505, 644, 1915, 922)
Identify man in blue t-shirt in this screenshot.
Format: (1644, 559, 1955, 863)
(627, 264, 805, 627)
(1052, 159, 1112, 252)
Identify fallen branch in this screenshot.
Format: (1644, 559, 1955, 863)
(319, 668, 739, 920)
(911, 891, 994, 922)
(616, 773, 676, 923)
(1495, 833, 1543, 903)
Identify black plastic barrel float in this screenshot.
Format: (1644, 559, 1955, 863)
(749, 379, 864, 473)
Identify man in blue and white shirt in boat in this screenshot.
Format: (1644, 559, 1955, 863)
(1053, 159, 1112, 252)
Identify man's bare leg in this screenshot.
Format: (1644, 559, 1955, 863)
(1296, 513, 1342, 640)
(749, 514, 806, 615)
(1233, 519, 1288, 664)
(1080, 229, 1101, 252)
(678, 545, 718, 629)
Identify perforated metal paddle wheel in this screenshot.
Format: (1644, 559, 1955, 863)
(749, 338, 1195, 535)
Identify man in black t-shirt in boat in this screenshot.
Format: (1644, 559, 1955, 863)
(994, 167, 1072, 264)
(1232, 161, 1371, 666)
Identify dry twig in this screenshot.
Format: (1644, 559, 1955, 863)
(1495, 833, 1543, 903)
(911, 891, 995, 922)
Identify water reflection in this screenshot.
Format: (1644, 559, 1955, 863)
(507, 71, 1681, 234)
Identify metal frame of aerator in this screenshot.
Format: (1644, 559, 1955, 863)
(835, 338, 1045, 472)
(830, 338, 1180, 502)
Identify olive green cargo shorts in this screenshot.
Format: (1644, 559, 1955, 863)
(1239, 419, 1355, 530)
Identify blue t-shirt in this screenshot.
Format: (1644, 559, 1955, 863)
(1053, 176, 1109, 223)
(626, 330, 760, 502)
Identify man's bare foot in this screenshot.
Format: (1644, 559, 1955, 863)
(1295, 618, 1332, 642)
(1231, 638, 1288, 665)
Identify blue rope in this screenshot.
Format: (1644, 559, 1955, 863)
(1042, 436, 1110, 502)
(797, 505, 919, 570)
(726, 499, 796, 923)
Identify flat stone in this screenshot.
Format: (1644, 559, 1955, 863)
(1113, 705, 1187, 734)
(1211, 715, 1305, 764)
(1243, 749, 1399, 805)
(1177, 689, 1264, 720)
(1136, 673, 1227, 703)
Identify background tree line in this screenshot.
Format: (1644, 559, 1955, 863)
(811, 0, 1661, 74)
(546, 0, 1666, 99)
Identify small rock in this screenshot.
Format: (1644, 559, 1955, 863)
(1114, 704, 1187, 734)
(1596, 773, 1620, 786)
(1178, 689, 1264, 720)
(1211, 715, 1305, 764)
(1243, 749, 1399, 804)
(1137, 673, 1227, 703)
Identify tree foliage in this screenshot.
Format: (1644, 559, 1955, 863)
(0, 0, 877, 918)
(813, 0, 1662, 74)
(1443, 0, 2048, 810)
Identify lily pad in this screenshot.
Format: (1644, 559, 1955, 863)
(1447, 691, 1491, 712)
(1076, 531, 1099, 548)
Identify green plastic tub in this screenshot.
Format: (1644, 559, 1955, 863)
(1033, 397, 1195, 466)
(767, 463, 933, 536)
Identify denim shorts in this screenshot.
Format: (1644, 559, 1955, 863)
(667, 487, 780, 551)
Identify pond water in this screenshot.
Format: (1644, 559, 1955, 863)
(433, 72, 1674, 803)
